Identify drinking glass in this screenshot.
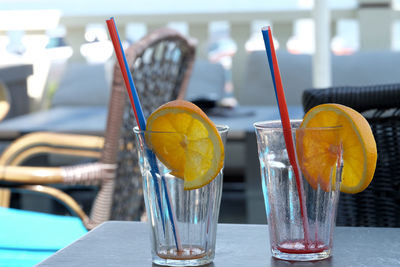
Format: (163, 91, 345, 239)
(134, 125, 228, 266)
(254, 120, 343, 261)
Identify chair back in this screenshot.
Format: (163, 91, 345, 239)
(0, 81, 10, 121)
(92, 28, 195, 223)
(302, 84, 400, 227)
(238, 50, 311, 106)
(50, 63, 111, 108)
(185, 60, 226, 103)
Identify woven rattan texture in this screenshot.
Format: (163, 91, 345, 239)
(302, 84, 400, 227)
(109, 29, 195, 221)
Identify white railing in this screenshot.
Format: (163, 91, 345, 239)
(57, 6, 400, 94)
(1, 4, 400, 102)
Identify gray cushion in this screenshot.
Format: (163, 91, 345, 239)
(185, 60, 226, 102)
(238, 51, 311, 106)
(332, 51, 400, 86)
(238, 50, 400, 106)
(51, 63, 111, 107)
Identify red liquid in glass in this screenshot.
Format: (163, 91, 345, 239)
(276, 240, 328, 254)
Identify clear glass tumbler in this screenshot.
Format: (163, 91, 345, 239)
(254, 120, 343, 261)
(134, 125, 228, 266)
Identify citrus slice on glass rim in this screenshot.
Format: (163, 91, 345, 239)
(145, 100, 225, 190)
(297, 103, 377, 194)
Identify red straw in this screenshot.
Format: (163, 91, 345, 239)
(106, 18, 182, 251)
(262, 26, 310, 244)
(266, 28, 298, 174)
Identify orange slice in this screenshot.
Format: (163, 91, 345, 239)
(295, 124, 342, 192)
(145, 100, 224, 190)
(297, 103, 377, 194)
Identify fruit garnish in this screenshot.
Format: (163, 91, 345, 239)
(297, 103, 377, 194)
(145, 100, 224, 190)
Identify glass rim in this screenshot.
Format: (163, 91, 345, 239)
(253, 120, 342, 131)
(133, 124, 229, 134)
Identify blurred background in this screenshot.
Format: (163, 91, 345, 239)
(1, 0, 400, 112)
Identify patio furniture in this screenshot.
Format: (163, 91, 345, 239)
(0, 81, 10, 121)
(0, 27, 195, 265)
(185, 59, 226, 104)
(239, 50, 400, 106)
(0, 103, 304, 225)
(49, 62, 111, 108)
(302, 83, 400, 227)
(0, 64, 33, 118)
(238, 50, 311, 106)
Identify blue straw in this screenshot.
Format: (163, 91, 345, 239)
(107, 17, 181, 250)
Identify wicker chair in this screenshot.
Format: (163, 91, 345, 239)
(302, 83, 400, 227)
(0, 27, 196, 231)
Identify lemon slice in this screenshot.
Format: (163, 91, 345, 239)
(146, 100, 224, 190)
(298, 103, 377, 194)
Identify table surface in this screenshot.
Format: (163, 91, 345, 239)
(38, 221, 400, 267)
(0, 105, 304, 138)
(0, 106, 108, 139)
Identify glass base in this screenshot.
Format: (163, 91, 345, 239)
(152, 247, 214, 266)
(271, 247, 331, 261)
(153, 256, 213, 266)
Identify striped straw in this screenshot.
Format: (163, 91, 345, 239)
(261, 26, 310, 243)
(106, 17, 182, 251)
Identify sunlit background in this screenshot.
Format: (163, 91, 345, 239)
(1, 0, 400, 109)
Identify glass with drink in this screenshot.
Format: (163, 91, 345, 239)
(254, 103, 377, 261)
(134, 100, 228, 266)
(254, 120, 343, 261)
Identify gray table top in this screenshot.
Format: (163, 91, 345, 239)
(37, 221, 400, 267)
(0, 105, 304, 139)
(0, 106, 108, 138)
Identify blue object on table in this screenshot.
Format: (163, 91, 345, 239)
(0, 207, 87, 266)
